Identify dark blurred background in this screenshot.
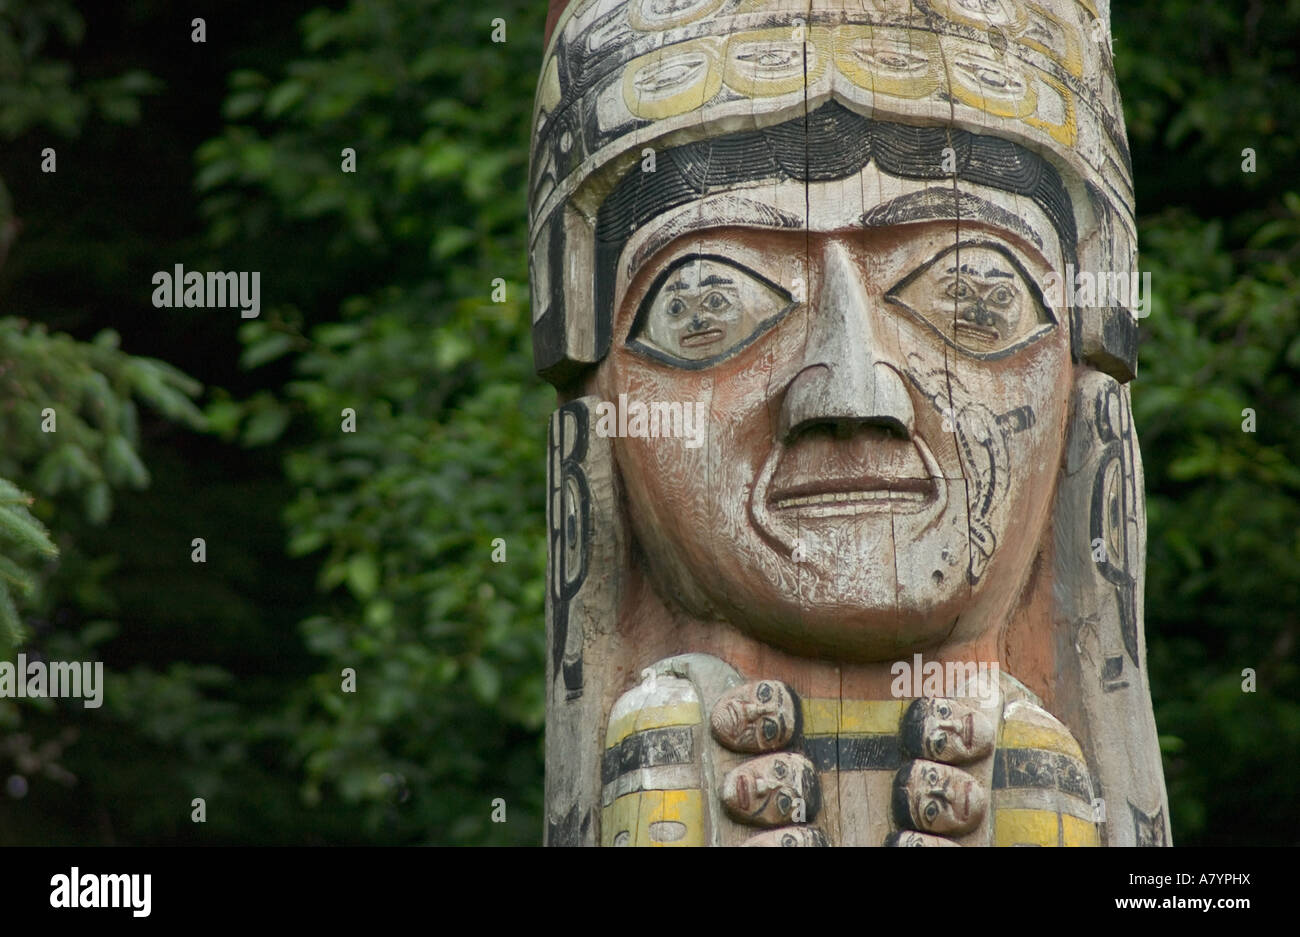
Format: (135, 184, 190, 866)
(0, 0, 1295, 845)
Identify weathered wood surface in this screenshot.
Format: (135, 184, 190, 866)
(534, 0, 1169, 847)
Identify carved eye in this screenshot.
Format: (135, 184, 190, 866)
(762, 718, 778, 742)
(757, 682, 773, 703)
(629, 255, 795, 367)
(777, 793, 792, 816)
(887, 243, 1052, 356)
(937, 703, 951, 718)
(930, 732, 947, 755)
(945, 279, 974, 301)
(924, 800, 940, 822)
(773, 760, 787, 779)
(987, 284, 1016, 307)
(702, 290, 730, 312)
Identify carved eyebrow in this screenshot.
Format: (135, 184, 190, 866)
(944, 264, 1019, 279)
(626, 196, 805, 276)
(698, 275, 734, 287)
(664, 280, 691, 292)
(861, 188, 1045, 252)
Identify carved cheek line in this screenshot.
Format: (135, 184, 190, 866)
(747, 434, 950, 571)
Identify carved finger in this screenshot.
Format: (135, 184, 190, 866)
(892, 759, 986, 836)
(710, 679, 799, 752)
(899, 697, 995, 764)
(884, 830, 960, 847)
(743, 827, 829, 847)
(721, 752, 821, 827)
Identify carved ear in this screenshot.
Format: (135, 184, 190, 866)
(1050, 370, 1170, 846)
(544, 396, 624, 845)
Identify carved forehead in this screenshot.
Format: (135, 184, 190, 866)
(615, 167, 1067, 301)
(601, 106, 1073, 337)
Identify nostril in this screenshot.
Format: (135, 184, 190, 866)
(786, 418, 909, 445)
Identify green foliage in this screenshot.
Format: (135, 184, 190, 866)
(196, 0, 550, 842)
(0, 0, 203, 819)
(0, 1, 160, 140)
(0, 291, 196, 684)
(0, 477, 56, 649)
(0, 318, 205, 750)
(1114, 1, 1300, 844)
(0, 0, 175, 657)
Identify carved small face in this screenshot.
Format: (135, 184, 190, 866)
(721, 752, 819, 827)
(907, 697, 995, 763)
(631, 257, 794, 367)
(599, 168, 1072, 660)
(900, 759, 987, 835)
(889, 830, 960, 847)
(742, 827, 829, 847)
(711, 680, 797, 752)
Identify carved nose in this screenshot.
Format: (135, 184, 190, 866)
(779, 242, 915, 442)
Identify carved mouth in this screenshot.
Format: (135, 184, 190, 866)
(679, 328, 723, 348)
(749, 432, 949, 563)
(734, 773, 749, 811)
(956, 322, 1000, 342)
(769, 475, 936, 514)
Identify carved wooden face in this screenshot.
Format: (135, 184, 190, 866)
(597, 167, 1072, 660)
(711, 680, 798, 752)
(902, 697, 996, 764)
(898, 759, 988, 835)
(720, 752, 819, 827)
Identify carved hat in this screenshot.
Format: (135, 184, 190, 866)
(529, 0, 1138, 388)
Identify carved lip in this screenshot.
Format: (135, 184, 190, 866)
(679, 328, 723, 348)
(763, 427, 942, 518)
(956, 322, 1000, 342)
(768, 473, 936, 513)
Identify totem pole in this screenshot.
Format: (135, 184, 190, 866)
(530, 0, 1170, 847)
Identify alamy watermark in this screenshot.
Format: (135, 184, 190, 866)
(890, 653, 1000, 708)
(592, 394, 707, 449)
(1042, 266, 1153, 318)
(0, 654, 103, 708)
(151, 264, 260, 318)
(50, 868, 150, 917)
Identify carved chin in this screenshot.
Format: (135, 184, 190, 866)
(628, 488, 979, 661)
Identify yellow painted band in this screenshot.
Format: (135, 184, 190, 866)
(998, 721, 1085, 759)
(801, 698, 907, 736)
(1062, 812, 1100, 847)
(994, 807, 1062, 847)
(605, 700, 702, 748)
